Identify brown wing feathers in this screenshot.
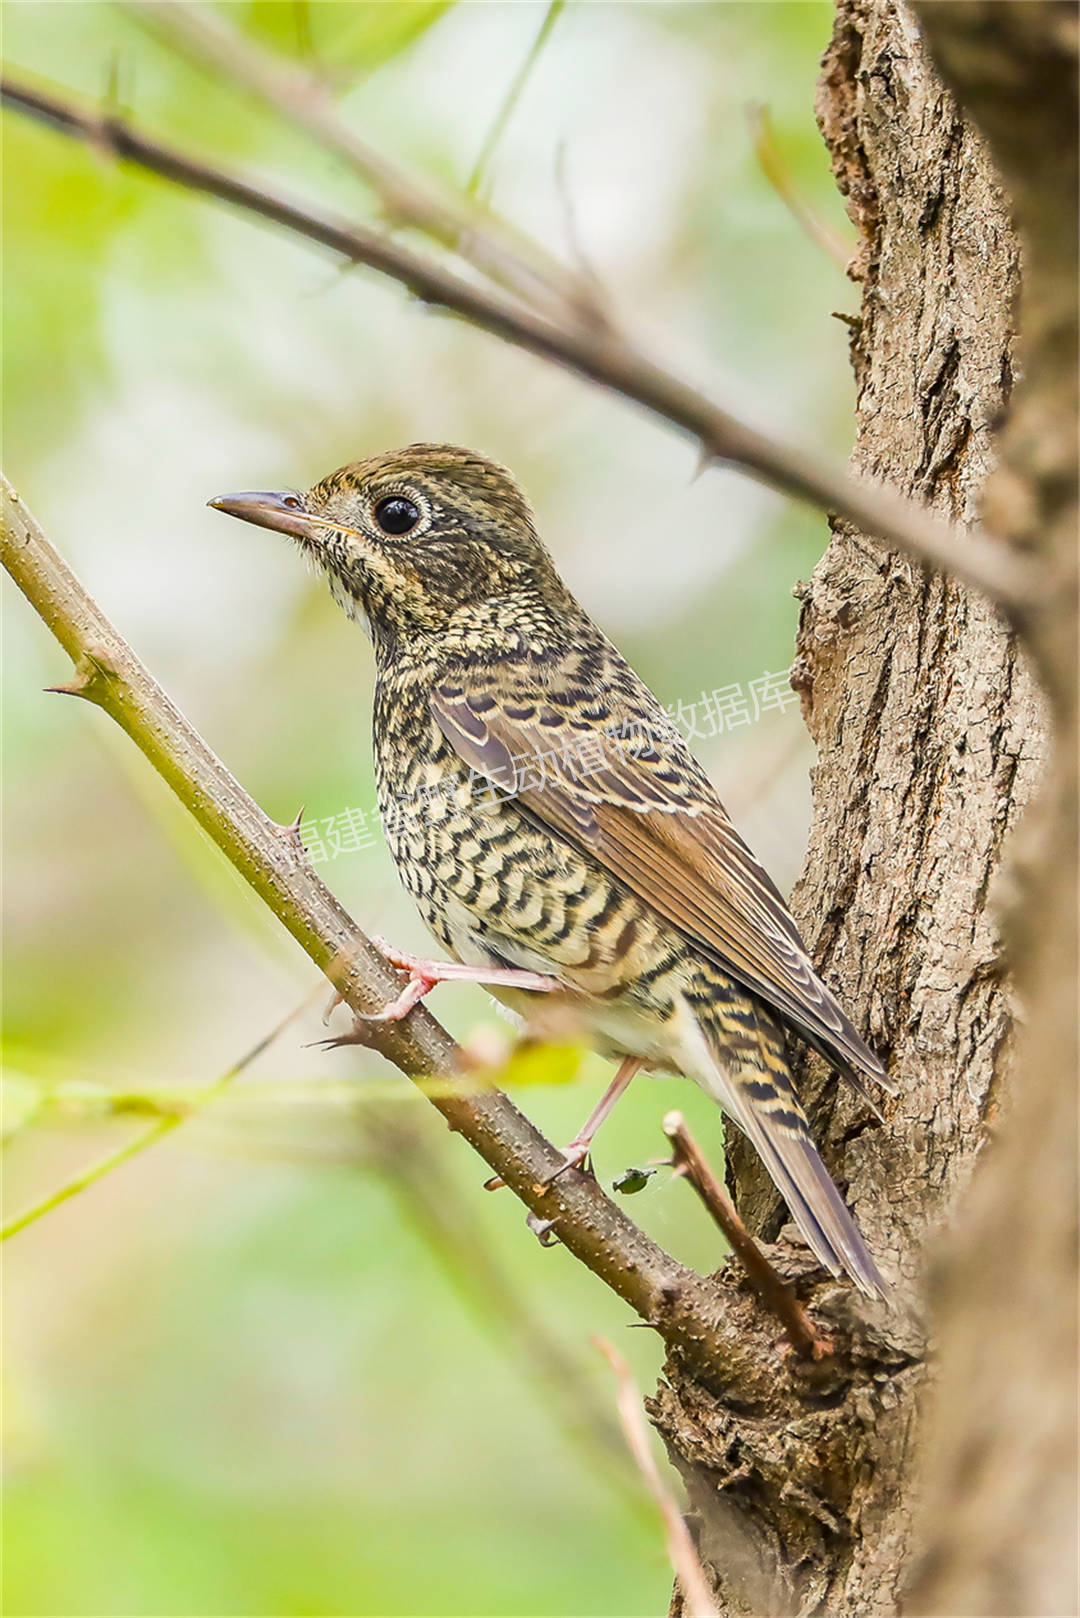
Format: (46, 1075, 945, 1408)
(432, 677, 890, 1095)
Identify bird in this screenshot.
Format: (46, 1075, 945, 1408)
(211, 444, 891, 1296)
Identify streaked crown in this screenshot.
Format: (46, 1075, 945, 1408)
(212, 444, 567, 648)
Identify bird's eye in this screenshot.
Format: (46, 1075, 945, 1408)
(282, 495, 303, 510)
(374, 496, 421, 537)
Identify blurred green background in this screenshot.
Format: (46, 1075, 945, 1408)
(2, 4, 856, 1614)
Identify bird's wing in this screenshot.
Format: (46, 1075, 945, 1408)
(431, 664, 890, 1091)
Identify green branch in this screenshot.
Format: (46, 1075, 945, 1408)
(2, 471, 751, 1389)
(0, 981, 319, 1240)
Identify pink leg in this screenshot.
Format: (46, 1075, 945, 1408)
(485, 1056, 645, 1191)
(354, 935, 560, 1024)
(541, 1056, 643, 1182)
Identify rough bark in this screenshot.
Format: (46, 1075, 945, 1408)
(902, 7, 1078, 1614)
(652, 4, 1073, 1614)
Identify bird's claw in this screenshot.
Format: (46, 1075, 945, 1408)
(536, 1144, 594, 1189)
(526, 1211, 559, 1246)
(485, 1144, 594, 1196)
(350, 973, 434, 1023)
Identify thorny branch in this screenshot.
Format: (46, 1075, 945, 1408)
(2, 471, 756, 1389)
(0, 71, 1038, 614)
(3, 985, 632, 1490)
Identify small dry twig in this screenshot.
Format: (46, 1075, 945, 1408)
(746, 101, 852, 270)
(594, 1336, 719, 1618)
(663, 1110, 832, 1360)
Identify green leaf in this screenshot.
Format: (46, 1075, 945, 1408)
(323, 2, 454, 77)
(228, 1, 454, 81)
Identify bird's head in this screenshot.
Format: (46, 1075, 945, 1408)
(210, 443, 566, 649)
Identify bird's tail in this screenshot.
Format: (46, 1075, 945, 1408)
(676, 992, 886, 1299)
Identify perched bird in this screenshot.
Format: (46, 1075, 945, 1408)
(211, 445, 891, 1295)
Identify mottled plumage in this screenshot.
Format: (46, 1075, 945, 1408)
(212, 445, 891, 1295)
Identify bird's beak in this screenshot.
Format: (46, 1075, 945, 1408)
(208, 490, 317, 542)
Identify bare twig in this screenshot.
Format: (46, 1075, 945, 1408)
(595, 1336, 720, 1618)
(1, 473, 748, 1387)
(0, 72, 1038, 613)
(0, 977, 324, 1241)
(663, 1111, 831, 1360)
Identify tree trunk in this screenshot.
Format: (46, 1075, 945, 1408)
(650, 3, 1076, 1613)
(899, 7, 1078, 1614)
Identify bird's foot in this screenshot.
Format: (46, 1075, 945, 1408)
(526, 1211, 559, 1246)
(484, 1055, 643, 1193)
(349, 936, 560, 1025)
(537, 1139, 594, 1188)
(484, 1142, 594, 1195)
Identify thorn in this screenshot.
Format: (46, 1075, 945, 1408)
(309, 1023, 380, 1052)
(43, 648, 119, 702)
(275, 805, 308, 851)
(483, 1174, 506, 1192)
(692, 442, 715, 482)
(44, 678, 92, 699)
(43, 649, 111, 699)
(534, 1149, 596, 1195)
